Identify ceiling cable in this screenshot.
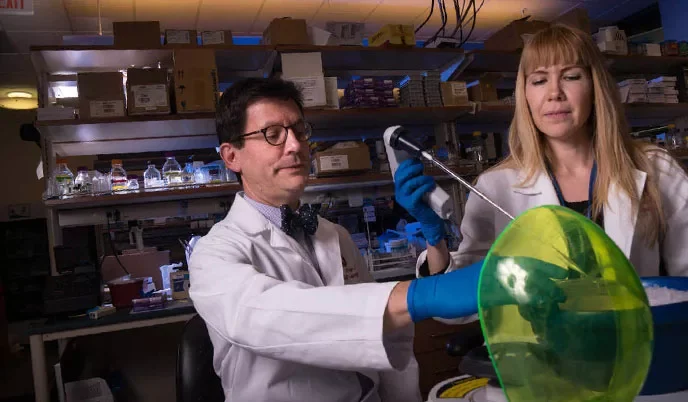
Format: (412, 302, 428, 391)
(97, 0, 103, 36)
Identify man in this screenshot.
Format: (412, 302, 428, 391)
(189, 77, 487, 402)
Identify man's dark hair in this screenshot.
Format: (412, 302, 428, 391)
(216, 77, 304, 148)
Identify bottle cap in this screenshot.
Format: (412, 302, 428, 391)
(127, 174, 138, 180)
(77, 166, 88, 172)
(112, 159, 122, 165)
(56, 158, 67, 164)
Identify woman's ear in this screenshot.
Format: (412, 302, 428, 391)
(220, 142, 240, 174)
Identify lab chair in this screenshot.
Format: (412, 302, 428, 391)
(176, 314, 224, 402)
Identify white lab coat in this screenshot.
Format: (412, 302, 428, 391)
(416, 150, 688, 278)
(189, 194, 422, 402)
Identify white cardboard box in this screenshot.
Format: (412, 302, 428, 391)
(288, 75, 327, 108)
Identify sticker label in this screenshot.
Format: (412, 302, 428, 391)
(89, 100, 124, 117)
(132, 85, 168, 110)
(320, 155, 349, 171)
(451, 82, 468, 97)
(363, 206, 376, 222)
(202, 31, 226, 45)
(167, 30, 191, 44)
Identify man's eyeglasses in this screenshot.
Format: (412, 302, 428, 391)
(235, 121, 313, 146)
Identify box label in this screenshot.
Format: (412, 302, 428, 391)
(132, 84, 168, 109)
(167, 30, 191, 44)
(89, 100, 124, 117)
(320, 155, 349, 171)
(202, 31, 225, 45)
(451, 83, 468, 97)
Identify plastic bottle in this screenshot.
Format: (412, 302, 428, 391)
(110, 159, 128, 192)
(182, 156, 195, 184)
(162, 153, 183, 186)
(53, 159, 74, 196)
(127, 175, 140, 190)
(470, 131, 486, 164)
(73, 166, 92, 194)
(143, 161, 163, 188)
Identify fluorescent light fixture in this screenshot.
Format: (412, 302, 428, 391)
(7, 91, 32, 99)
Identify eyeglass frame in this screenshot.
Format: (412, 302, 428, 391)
(233, 121, 313, 146)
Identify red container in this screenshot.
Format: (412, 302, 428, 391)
(108, 277, 144, 309)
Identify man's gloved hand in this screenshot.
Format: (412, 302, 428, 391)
(406, 256, 569, 323)
(394, 158, 445, 246)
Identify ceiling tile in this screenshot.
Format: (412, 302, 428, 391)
(65, 0, 135, 33)
(0, 0, 71, 32)
(6, 31, 67, 52)
(198, 0, 267, 33)
(136, 0, 199, 30)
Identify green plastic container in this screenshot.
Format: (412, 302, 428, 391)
(478, 205, 653, 402)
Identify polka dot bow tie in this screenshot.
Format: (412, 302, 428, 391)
(280, 204, 319, 237)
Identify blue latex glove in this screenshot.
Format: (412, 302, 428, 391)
(394, 158, 445, 246)
(406, 256, 568, 322)
(407, 260, 483, 322)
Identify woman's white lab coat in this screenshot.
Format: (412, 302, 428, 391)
(189, 194, 422, 402)
(417, 150, 688, 278)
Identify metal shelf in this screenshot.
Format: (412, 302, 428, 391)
(44, 166, 478, 212)
(30, 45, 278, 81)
(457, 102, 688, 127)
(307, 105, 474, 129)
(276, 45, 464, 77)
(452, 50, 688, 81)
(35, 106, 475, 156)
(36, 113, 217, 156)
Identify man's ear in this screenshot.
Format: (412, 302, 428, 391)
(220, 142, 240, 174)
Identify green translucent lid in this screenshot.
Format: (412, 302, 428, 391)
(478, 205, 653, 402)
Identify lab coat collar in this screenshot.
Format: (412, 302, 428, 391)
(510, 169, 647, 258)
(312, 218, 345, 286)
(228, 193, 345, 285)
(227, 193, 274, 236)
(511, 171, 560, 205)
(604, 169, 646, 257)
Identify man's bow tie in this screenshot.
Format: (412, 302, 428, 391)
(280, 204, 319, 237)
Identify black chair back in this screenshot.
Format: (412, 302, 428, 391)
(176, 314, 225, 402)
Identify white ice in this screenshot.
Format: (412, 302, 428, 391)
(643, 285, 688, 306)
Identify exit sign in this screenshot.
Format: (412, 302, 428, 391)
(0, 0, 33, 15)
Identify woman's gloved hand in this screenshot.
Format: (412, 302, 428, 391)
(394, 158, 445, 246)
(406, 256, 569, 323)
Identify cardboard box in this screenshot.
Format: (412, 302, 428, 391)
(440, 81, 469, 106)
(201, 30, 233, 45)
(77, 72, 126, 119)
(288, 76, 327, 108)
(313, 141, 371, 177)
(113, 21, 161, 48)
(170, 270, 190, 300)
(325, 22, 365, 45)
(281, 52, 323, 78)
(369, 24, 415, 47)
(173, 49, 219, 113)
(483, 19, 550, 51)
(467, 75, 499, 102)
(554, 7, 590, 33)
(263, 18, 309, 45)
(126, 68, 170, 115)
(165, 29, 198, 47)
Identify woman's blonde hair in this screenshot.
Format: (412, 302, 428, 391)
(497, 24, 666, 245)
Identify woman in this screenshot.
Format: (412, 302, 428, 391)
(395, 24, 688, 278)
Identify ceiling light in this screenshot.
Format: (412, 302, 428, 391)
(0, 98, 38, 110)
(7, 91, 33, 99)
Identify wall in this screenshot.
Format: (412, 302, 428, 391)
(0, 108, 44, 221)
(659, 0, 688, 41)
